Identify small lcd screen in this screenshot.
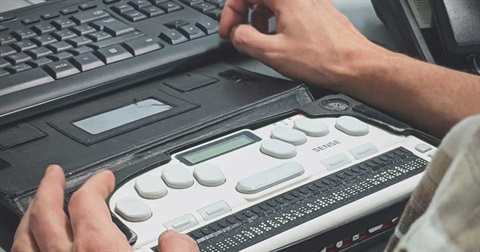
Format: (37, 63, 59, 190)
(178, 132, 261, 165)
(73, 99, 173, 135)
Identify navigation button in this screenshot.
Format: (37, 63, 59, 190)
(349, 143, 378, 160)
(260, 139, 296, 159)
(236, 161, 304, 194)
(135, 174, 168, 199)
(197, 201, 231, 221)
(164, 214, 198, 232)
(162, 164, 194, 189)
(335, 116, 369, 136)
(271, 127, 307, 146)
(194, 163, 225, 187)
(322, 153, 351, 171)
(415, 143, 432, 153)
(115, 197, 152, 222)
(294, 118, 329, 137)
(159, 30, 188, 45)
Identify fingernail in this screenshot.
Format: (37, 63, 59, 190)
(46, 165, 60, 175)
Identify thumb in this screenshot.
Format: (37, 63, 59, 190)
(230, 24, 282, 61)
(157, 230, 199, 252)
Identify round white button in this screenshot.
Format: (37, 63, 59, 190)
(161, 165, 194, 189)
(115, 197, 152, 222)
(335, 116, 369, 136)
(260, 139, 297, 159)
(135, 174, 168, 199)
(294, 118, 329, 137)
(271, 127, 307, 145)
(194, 163, 226, 187)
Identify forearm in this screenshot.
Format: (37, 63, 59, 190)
(334, 46, 480, 138)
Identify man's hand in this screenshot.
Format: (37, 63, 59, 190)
(12, 165, 199, 252)
(219, 0, 383, 87)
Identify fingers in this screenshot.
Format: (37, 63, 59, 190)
(157, 230, 199, 252)
(69, 170, 119, 238)
(251, 4, 273, 34)
(29, 165, 73, 251)
(230, 24, 284, 62)
(219, 0, 250, 38)
(11, 208, 40, 252)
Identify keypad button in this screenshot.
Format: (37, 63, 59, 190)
(92, 18, 135, 36)
(322, 153, 351, 171)
(163, 214, 198, 232)
(111, 3, 135, 14)
(177, 24, 205, 40)
(197, 201, 231, 221)
(72, 25, 96, 36)
(294, 118, 329, 137)
(270, 127, 307, 146)
(26, 47, 53, 59)
(191, 2, 216, 12)
(67, 36, 93, 47)
(194, 163, 225, 187)
(349, 143, 378, 160)
(12, 29, 36, 40)
(159, 30, 188, 45)
(0, 34, 16, 46)
(47, 51, 73, 61)
(156, 1, 182, 12)
(52, 30, 77, 41)
(122, 10, 147, 22)
(415, 143, 432, 153)
(47, 41, 73, 53)
(28, 57, 53, 67)
(115, 197, 152, 222)
(335, 116, 369, 136)
(128, 0, 152, 9)
(140, 6, 165, 17)
(31, 35, 58, 46)
(32, 24, 56, 35)
(0, 58, 11, 68)
(236, 161, 304, 194)
(7, 63, 32, 74)
(204, 8, 222, 20)
(260, 139, 296, 159)
(134, 174, 168, 199)
(12, 40, 38, 52)
(86, 31, 112, 42)
(161, 164, 194, 189)
(196, 20, 219, 35)
(0, 45, 16, 57)
(5, 52, 32, 65)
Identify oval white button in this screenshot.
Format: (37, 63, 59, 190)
(260, 139, 297, 159)
(335, 116, 369, 136)
(115, 197, 152, 222)
(294, 118, 329, 137)
(271, 127, 307, 145)
(135, 174, 168, 199)
(161, 165, 194, 189)
(194, 163, 226, 187)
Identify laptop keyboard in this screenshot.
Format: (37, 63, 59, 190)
(0, 0, 228, 124)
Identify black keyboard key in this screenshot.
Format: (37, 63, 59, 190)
(156, 1, 182, 12)
(12, 29, 36, 40)
(86, 31, 112, 42)
(60, 7, 79, 15)
(44, 60, 80, 79)
(0, 15, 15, 23)
(104, 0, 121, 4)
(191, 2, 216, 12)
(41, 11, 60, 20)
(179, 0, 203, 6)
(26, 47, 53, 59)
(69, 46, 94, 55)
(11, 40, 37, 52)
(32, 24, 56, 35)
(129, 0, 152, 9)
(7, 63, 32, 74)
(164, 19, 189, 29)
(31, 35, 58, 46)
(95, 45, 132, 64)
(71, 9, 110, 24)
(196, 20, 219, 35)
(5, 52, 32, 65)
(89, 31, 143, 49)
(0, 45, 16, 57)
(159, 30, 188, 45)
(0, 69, 9, 77)
(122, 10, 147, 22)
(205, 0, 225, 8)
(47, 52, 74, 61)
(51, 18, 76, 30)
(178, 24, 205, 39)
(67, 36, 93, 47)
(72, 25, 97, 36)
(205, 8, 222, 20)
(71, 53, 105, 71)
(0, 68, 54, 96)
(140, 6, 165, 17)
(79, 3, 97, 10)
(28, 57, 53, 67)
(22, 17, 41, 25)
(111, 3, 135, 14)
(92, 18, 135, 36)
(47, 41, 73, 53)
(52, 30, 77, 41)
(0, 58, 11, 68)
(0, 24, 8, 32)
(0, 34, 16, 46)
(123, 37, 163, 56)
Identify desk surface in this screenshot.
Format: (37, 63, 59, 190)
(0, 1, 394, 251)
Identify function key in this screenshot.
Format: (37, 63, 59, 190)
(12, 28, 36, 40)
(22, 17, 41, 25)
(71, 9, 110, 24)
(111, 3, 135, 14)
(41, 12, 60, 20)
(122, 10, 147, 22)
(51, 17, 76, 29)
(128, 0, 152, 9)
(0, 15, 16, 23)
(60, 7, 79, 15)
(156, 1, 182, 12)
(104, 0, 121, 4)
(79, 3, 98, 10)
